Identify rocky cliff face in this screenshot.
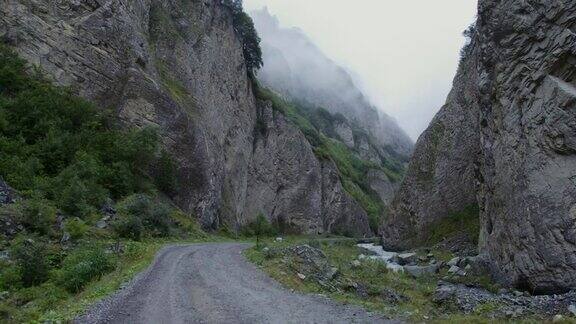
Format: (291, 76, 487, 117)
(476, 0, 576, 294)
(0, 0, 372, 236)
(383, 0, 576, 293)
(250, 8, 412, 208)
(381, 39, 481, 249)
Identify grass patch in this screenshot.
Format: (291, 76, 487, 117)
(2, 234, 231, 323)
(155, 59, 189, 103)
(423, 204, 480, 246)
(245, 237, 548, 323)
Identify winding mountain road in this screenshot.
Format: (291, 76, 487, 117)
(76, 243, 392, 324)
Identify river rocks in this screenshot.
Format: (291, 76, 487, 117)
(447, 257, 461, 267)
(448, 265, 467, 277)
(404, 264, 439, 278)
(395, 252, 418, 266)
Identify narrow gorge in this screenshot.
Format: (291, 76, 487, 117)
(1, 0, 576, 322)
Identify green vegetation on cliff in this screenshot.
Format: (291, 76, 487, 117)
(223, 0, 263, 76)
(254, 87, 403, 233)
(423, 204, 480, 246)
(0, 44, 206, 322)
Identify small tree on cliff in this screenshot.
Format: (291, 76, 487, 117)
(222, 0, 263, 78)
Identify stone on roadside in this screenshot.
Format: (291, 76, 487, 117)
(355, 283, 369, 299)
(433, 282, 456, 304)
(297, 273, 306, 280)
(381, 287, 410, 305)
(275, 237, 283, 242)
(351, 260, 361, 268)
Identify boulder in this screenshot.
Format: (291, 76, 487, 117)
(447, 257, 461, 267)
(448, 265, 467, 276)
(396, 252, 417, 265)
(404, 264, 439, 278)
(288, 245, 338, 283)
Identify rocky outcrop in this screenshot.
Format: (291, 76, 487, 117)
(383, 0, 576, 293)
(0, 0, 373, 236)
(381, 37, 481, 249)
(475, 0, 576, 294)
(366, 170, 398, 206)
(250, 8, 413, 161)
(245, 102, 372, 237)
(321, 160, 372, 237)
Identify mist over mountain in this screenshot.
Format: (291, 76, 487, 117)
(251, 8, 414, 159)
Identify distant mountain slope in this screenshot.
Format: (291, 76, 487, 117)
(251, 8, 413, 161)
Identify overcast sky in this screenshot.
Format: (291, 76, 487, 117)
(244, 0, 478, 141)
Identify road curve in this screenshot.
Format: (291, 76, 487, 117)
(76, 243, 393, 324)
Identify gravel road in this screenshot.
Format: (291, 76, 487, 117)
(76, 243, 393, 324)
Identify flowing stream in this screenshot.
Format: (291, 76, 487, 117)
(357, 243, 404, 272)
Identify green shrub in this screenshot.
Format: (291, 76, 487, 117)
(10, 236, 50, 287)
(16, 198, 57, 236)
(0, 303, 17, 322)
(223, 0, 263, 76)
(242, 213, 278, 239)
(121, 194, 173, 236)
(153, 150, 179, 196)
(114, 194, 174, 239)
(56, 245, 115, 293)
(64, 218, 89, 241)
(112, 214, 144, 241)
(0, 262, 22, 291)
(0, 44, 170, 219)
(424, 204, 480, 245)
(170, 210, 206, 238)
